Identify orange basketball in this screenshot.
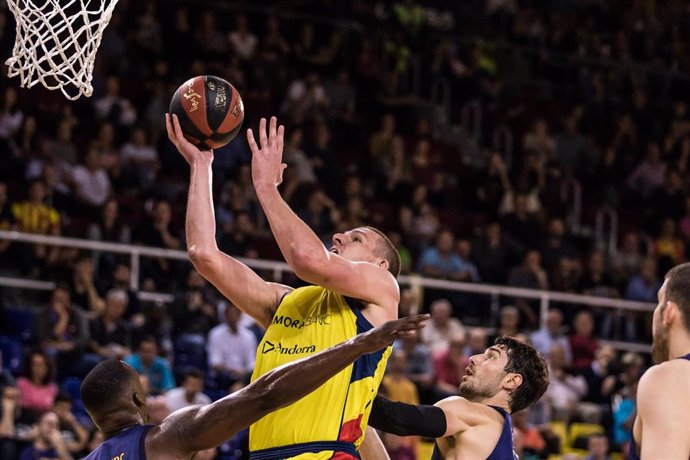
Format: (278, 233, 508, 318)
(169, 75, 244, 149)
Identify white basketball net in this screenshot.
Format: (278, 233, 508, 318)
(5, 0, 120, 100)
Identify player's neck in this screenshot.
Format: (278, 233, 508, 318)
(100, 413, 143, 440)
(669, 332, 690, 360)
(477, 394, 511, 413)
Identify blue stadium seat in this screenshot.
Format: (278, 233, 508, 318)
(61, 377, 83, 401)
(0, 336, 24, 374)
(174, 333, 207, 374)
(4, 308, 35, 342)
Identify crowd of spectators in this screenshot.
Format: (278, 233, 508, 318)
(2, 0, 688, 458)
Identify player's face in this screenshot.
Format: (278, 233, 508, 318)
(330, 228, 382, 266)
(459, 346, 509, 401)
(652, 279, 670, 363)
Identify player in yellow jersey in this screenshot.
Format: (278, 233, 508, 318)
(167, 114, 401, 459)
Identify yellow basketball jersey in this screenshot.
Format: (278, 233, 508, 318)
(249, 285, 391, 460)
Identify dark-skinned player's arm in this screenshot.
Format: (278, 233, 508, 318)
(147, 314, 429, 456)
(166, 114, 291, 328)
(247, 117, 399, 325)
(636, 363, 690, 459)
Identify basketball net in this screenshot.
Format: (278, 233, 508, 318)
(5, 0, 119, 100)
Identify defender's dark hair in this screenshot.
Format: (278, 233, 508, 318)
(81, 359, 136, 416)
(495, 336, 549, 413)
(364, 226, 401, 277)
(664, 263, 690, 332)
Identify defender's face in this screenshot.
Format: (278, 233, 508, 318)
(460, 346, 509, 401)
(652, 279, 670, 364)
(330, 228, 381, 266)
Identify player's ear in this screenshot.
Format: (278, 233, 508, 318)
(663, 300, 680, 325)
(133, 390, 146, 409)
(503, 373, 523, 392)
(377, 258, 390, 272)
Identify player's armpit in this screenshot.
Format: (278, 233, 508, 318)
(434, 397, 481, 437)
(637, 364, 690, 459)
(190, 247, 292, 328)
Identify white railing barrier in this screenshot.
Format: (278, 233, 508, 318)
(0, 230, 654, 352)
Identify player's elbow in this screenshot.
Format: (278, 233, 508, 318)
(291, 250, 328, 282)
(188, 245, 217, 270)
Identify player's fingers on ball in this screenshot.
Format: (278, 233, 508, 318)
(259, 118, 268, 148)
(172, 115, 186, 142)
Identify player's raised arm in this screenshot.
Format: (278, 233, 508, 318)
(247, 117, 399, 323)
(166, 114, 291, 328)
(149, 314, 429, 456)
(636, 363, 690, 459)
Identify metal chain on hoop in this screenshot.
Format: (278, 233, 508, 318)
(5, 0, 119, 100)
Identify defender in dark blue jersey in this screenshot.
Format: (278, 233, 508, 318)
(632, 263, 690, 459)
(78, 314, 429, 460)
(365, 337, 549, 460)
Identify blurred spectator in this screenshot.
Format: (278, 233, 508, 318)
(523, 119, 556, 165)
(69, 253, 105, 316)
(51, 393, 88, 455)
(121, 128, 158, 192)
(228, 14, 258, 61)
(72, 146, 111, 212)
(611, 231, 644, 285)
(420, 299, 465, 354)
(165, 369, 211, 413)
(585, 433, 611, 460)
(625, 257, 662, 302)
(539, 217, 576, 271)
(655, 218, 685, 266)
(170, 269, 217, 338)
(626, 141, 666, 198)
(418, 230, 478, 281)
(207, 303, 257, 389)
(0, 181, 16, 267)
(88, 289, 132, 360)
(433, 334, 467, 397)
(134, 199, 182, 290)
(382, 350, 419, 405)
(508, 250, 548, 326)
(611, 353, 642, 454)
(580, 345, 617, 425)
(476, 153, 512, 216)
(543, 344, 588, 423)
(86, 198, 131, 243)
(0, 386, 19, 459)
(0, 351, 15, 388)
(93, 76, 137, 128)
(569, 311, 599, 373)
(463, 328, 488, 359)
(512, 409, 549, 459)
(34, 285, 89, 376)
(281, 72, 328, 124)
(0, 87, 22, 140)
(555, 115, 592, 177)
(472, 221, 514, 284)
(580, 250, 619, 298)
(494, 305, 520, 340)
(18, 411, 71, 460)
(16, 351, 58, 422)
(530, 308, 572, 363)
(500, 193, 541, 248)
(124, 336, 175, 395)
(393, 334, 434, 402)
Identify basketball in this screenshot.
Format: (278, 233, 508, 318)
(169, 75, 244, 150)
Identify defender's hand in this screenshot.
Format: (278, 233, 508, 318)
(355, 314, 430, 354)
(165, 113, 214, 165)
(247, 116, 287, 189)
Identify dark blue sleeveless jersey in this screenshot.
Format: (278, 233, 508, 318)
(630, 352, 690, 460)
(431, 406, 518, 460)
(82, 425, 153, 460)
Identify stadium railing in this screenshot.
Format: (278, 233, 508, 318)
(0, 230, 653, 353)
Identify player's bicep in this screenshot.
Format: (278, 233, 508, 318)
(195, 249, 291, 327)
(298, 257, 398, 317)
(638, 367, 690, 459)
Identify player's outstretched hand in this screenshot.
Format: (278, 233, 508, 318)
(355, 314, 430, 354)
(247, 116, 287, 189)
(165, 113, 213, 165)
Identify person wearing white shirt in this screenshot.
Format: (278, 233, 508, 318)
(165, 369, 211, 412)
(530, 308, 573, 363)
(72, 147, 111, 208)
(421, 299, 466, 354)
(207, 302, 257, 388)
